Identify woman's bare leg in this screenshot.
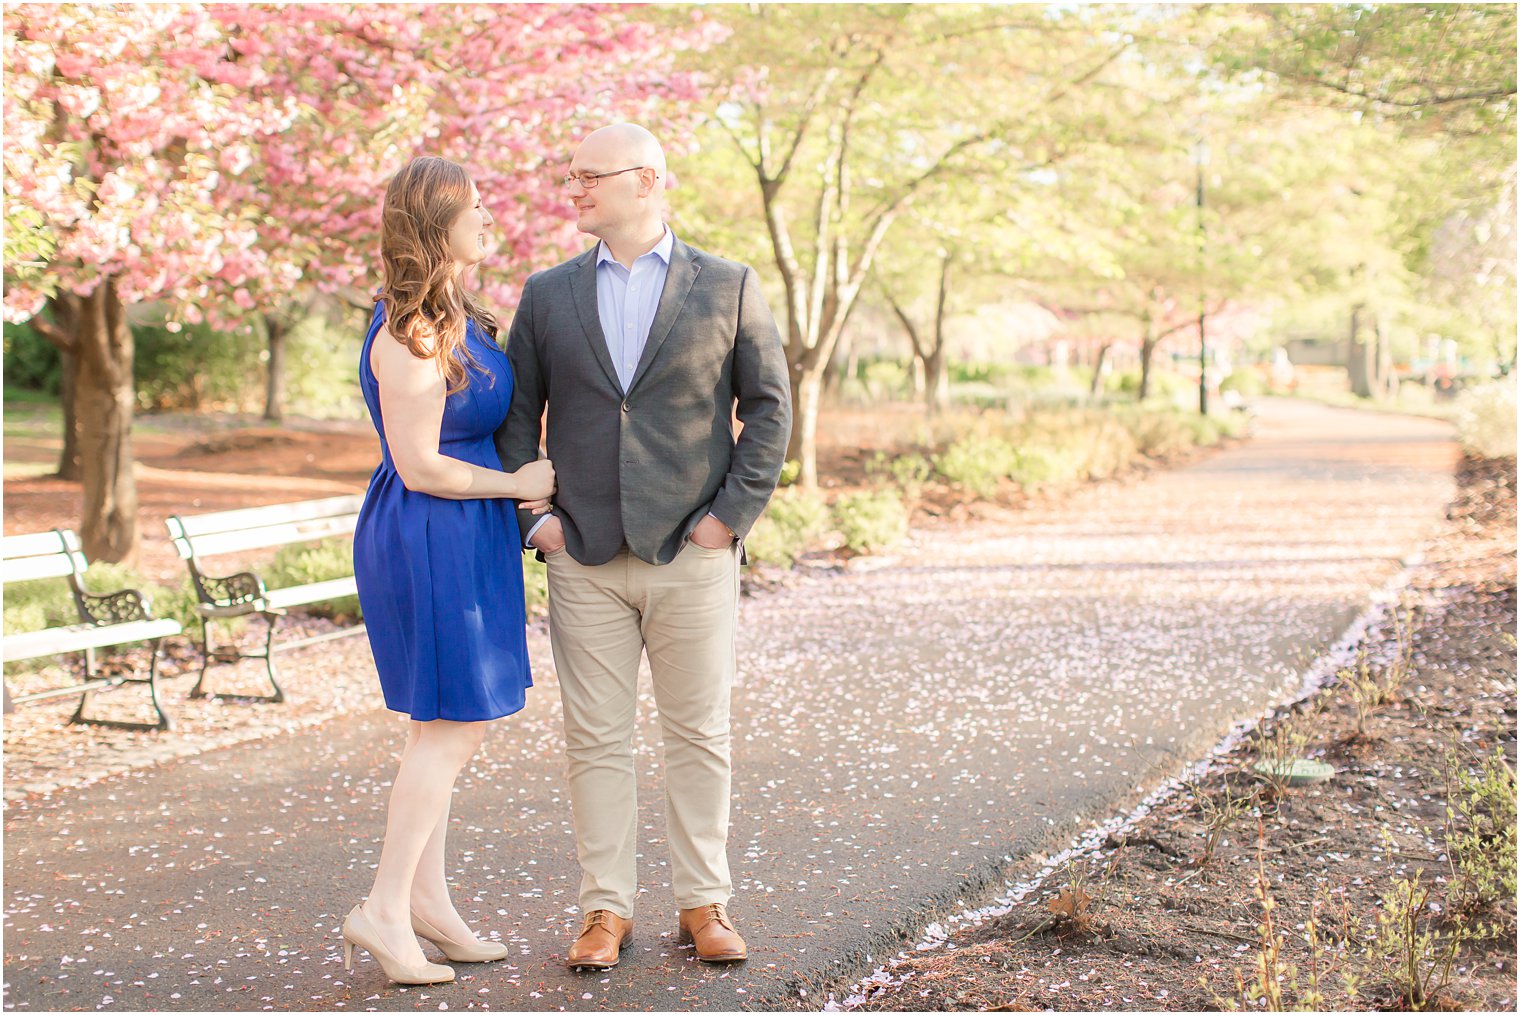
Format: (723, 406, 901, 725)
(359, 718, 487, 964)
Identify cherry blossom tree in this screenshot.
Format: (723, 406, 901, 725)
(4, 3, 712, 561)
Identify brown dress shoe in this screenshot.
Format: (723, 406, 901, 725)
(566, 910, 633, 971)
(677, 903, 748, 962)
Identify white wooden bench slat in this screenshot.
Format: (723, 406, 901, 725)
(177, 515, 359, 558)
(265, 577, 358, 609)
(5, 553, 82, 583)
(168, 494, 364, 539)
(192, 577, 360, 617)
(3, 531, 69, 558)
(2, 618, 182, 663)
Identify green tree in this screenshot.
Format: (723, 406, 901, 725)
(660, 3, 1135, 486)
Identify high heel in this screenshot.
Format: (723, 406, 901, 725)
(411, 911, 510, 963)
(341, 904, 455, 985)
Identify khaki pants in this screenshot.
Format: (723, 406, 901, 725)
(545, 541, 739, 917)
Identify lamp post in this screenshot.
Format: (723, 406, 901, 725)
(1193, 135, 1209, 416)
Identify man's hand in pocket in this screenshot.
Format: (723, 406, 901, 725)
(530, 515, 567, 554)
(690, 514, 735, 550)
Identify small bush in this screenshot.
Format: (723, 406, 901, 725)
(1454, 378, 1517, 459)
(1112, 368, 1191, 403)
(1073, 418, 1140, 481)
(936, 432, 1019, 497)
(523, 554, 547, 616)
(3, 578, 73, 636)
(744, 488, 830, 567)
(866, 451, 933, 501)
(1444, 745, 1517, 918)
(777, 459, 802, 487)
(1366, 870, 1479, 1011)
(861, 360, 912, 400)
(2, 320, 61, 394)
(265, 538, 360, 619)
(1220, 370, 1267, 397)
(1006, 444, 1082, 487)
(1113, 407, 1198, 457)
(3, 566, 200, 645)
(832, 489, 908, 553)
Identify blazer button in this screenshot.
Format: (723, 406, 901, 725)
(622, 401, 630, 412)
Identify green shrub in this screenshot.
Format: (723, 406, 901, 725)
(2, 320, 61, 394)
(1112, 368, 1190, 403)
(1081, 419, 1141, 480)
(1220, 369, 1267, 397)
(1184, 413, 1224, 447)
(936, 432, 1019, 497)
(3, 566, 200, 641)
(744, 488, 830, 567)
(866, 450, 933, 500)
(265, 538, 360, 619)
(135, 319, 264, 412)
(282, 311, 366, 419)
(832, 489, 908, 553)
(1454, 378, 1517, 458)
(1112, 406, 1197, 457)
(1444, 745, 1518, 917)
(778, 459, 802, 487)
(2, 578, 73, 636)
(523, 553, 548, 616)
(1006, 444, 1081, 486)
(861, 359, 912, 400)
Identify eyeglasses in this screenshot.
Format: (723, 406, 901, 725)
(562, 166, 648, 190)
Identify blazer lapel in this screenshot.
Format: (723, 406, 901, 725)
(569, 247, 622, 393)
(627, 238, 699, 395)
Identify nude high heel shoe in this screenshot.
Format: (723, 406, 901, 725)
(411, 911, 510, 963)
(341, 904, 455, 985)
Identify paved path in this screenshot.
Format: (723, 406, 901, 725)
(2, 398, 1458, 1012)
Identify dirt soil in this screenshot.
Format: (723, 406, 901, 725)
(825, 454, 1518, 1013)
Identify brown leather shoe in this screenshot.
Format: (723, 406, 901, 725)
(677, 903, 748, 963)
(566, 910, 633, 971)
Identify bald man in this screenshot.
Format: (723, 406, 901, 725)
(495, 124, 791, 970)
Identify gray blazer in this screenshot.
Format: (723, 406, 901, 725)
(494, 236, 792, 566)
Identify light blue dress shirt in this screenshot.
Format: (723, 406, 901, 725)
(597, 226, 673, 392)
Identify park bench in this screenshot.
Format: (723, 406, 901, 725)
(2, 529, 183, 730)
(165, 494, 366, 703)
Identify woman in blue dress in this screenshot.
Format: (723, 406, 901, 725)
(341, 156, 556, 986)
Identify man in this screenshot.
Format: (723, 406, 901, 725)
(495, 123, 791, 971)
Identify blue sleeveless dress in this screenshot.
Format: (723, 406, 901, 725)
(353, 304, 532, 722)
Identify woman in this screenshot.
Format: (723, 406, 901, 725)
(342, 156, 555, 986)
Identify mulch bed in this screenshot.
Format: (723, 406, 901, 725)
(823, 454, 1517, 1013)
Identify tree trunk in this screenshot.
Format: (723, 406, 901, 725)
(1347, 303, 1379, 398)
(1136, 308, 1156, 402)
(924, 349, 948, 415)
(1090, 342, 1113, 398)
(823, 326, 851, 398)
(56, 346, 82, 480)
(910, 356, 926, 398)
(926, 254, 951, 415)
(785, 369, 824, 488)
(1372, 313, 1396, 400)
(73, 281, 139, 564)
(263, 312, 288, 422)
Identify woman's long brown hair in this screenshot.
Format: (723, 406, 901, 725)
(376, 156, 500, 396)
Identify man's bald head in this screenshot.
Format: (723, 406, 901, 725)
(567, 123, 669, 243)
(575, 123, 667, 179)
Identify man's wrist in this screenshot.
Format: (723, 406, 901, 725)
(524, 514, 551, 546)
(706, 512, 738, 541)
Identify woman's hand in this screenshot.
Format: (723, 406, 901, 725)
(511, 459, 556, 501)
(520, 497, 553, 516)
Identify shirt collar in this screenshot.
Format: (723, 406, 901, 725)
(596, 226, 674, 268)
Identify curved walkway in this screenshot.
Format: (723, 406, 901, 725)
(2, 398, 1457, 1012)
